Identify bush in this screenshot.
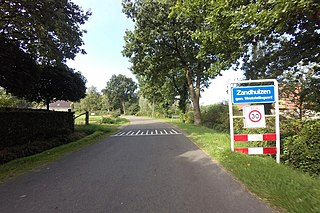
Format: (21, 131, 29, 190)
(184, 111, 194, 123)
(282, 120, 320, 176)
(110, 109, 121, 118)
(101, 117, 115, 124)
(101, 116, 128, 125)
(125, 102, 140, 115)
(0, 108, 74, 148)
(201, 103, 230, 132)
(280, 117, 304, 139)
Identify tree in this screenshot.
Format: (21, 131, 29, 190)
(30, 65, 86, 110)
(102, 74, 137, 115)
(173, 0, 320, 115)
(0, 87, 31, 108)
(122, 0, 242, 124)
(280, 64, 320, 118)
(138, 69, 189, 115)
(0, 37, 40, 97)
(0, 0, 91, 64)
(236, 0, 320, 80)
(175, 0, 319, 79)
(79, 86, 102, 113)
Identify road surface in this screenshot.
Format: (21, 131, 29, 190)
(0, 116, 275, 213)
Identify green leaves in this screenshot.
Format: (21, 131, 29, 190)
(123, 0, 232, 124)
(283, 120, 320, 176)
(102, 74, 138, 114)
(79, 86, 102, 113)
(0, 0, 91, 63)
(0, 38, 40, 97)
(30, 65, 86, 109)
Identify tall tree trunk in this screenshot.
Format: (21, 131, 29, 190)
(185, 68, 201, 125)
(122, 101, 126, 115)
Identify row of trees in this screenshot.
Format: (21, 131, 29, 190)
(0, 0, 91, 108)
(77, 75, 139, 115)
(122, 0, 320, 124)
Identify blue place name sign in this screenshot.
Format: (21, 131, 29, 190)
(232, 85, 275, 104)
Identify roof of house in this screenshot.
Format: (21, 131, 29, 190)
(49, 101, 73, 108)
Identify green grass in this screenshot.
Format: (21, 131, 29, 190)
(0, 124, 119, 183)
(74, 115, 129, 125)
(172, 121, 320, 213)
(74, 115, 104, 125)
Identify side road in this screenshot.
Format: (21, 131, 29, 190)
(0, 117, 275, 213)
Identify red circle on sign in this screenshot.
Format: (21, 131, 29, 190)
(249, 110, 262, 122)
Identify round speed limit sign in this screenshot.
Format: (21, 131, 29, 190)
(249, 110, 262, 122)
(243, 105, 266, 128)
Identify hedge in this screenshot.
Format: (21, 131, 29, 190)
(282, 120, 320, 176)
(0, 108, 74, 148)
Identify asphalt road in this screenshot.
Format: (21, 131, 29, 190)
(0, 117, 275, 213)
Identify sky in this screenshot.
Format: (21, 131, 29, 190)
(67, 0, 244, 105)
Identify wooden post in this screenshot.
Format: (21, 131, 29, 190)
(85, 111, 89, 125)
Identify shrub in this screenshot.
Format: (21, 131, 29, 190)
(0, 108, 74, 148)
(101, 117, 115, 124)
(110, 109, 121, 118)
(101, 116, 128, 125)
(184, 111, 194, 123)
(125, 102, 140, 115)
(201, 103, 230, 132)
(282, 120, 320, 176)
(280, 117, 304, 139)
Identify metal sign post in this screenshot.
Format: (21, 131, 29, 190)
(228, 79, 280, 163)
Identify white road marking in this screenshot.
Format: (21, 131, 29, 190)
(171, 129, 178, 134)
(112, 129, 182, 137)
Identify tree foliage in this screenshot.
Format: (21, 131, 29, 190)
(0, 0, 91, 103)
(79, 86, 102, 113)
(280, 64, 320, 117)
(0, 0, 91, 64)
(234, 0, 320, 79)
(0, 37, 40, 97)
(176, 0, 319, 77)
(0, 87, 31, 108)
(138, 68, 189, 114)
(122, 0, 242, 124)
(102, 74, 138, 114)
(30, 65, 86, 110)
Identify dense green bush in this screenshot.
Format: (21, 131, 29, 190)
(201, 103, 231, 132)
(279, 117, 304, 139)
(101, 117, 114, 124)
(0, 108, 74, 148)
(282, 120, 320, 176)
(184, 111, 194, 123)
(110, 109, 121, 118)
(0, 108, 75, 164)
(125, 102, 140, 115)
(101, 116, 128, 124)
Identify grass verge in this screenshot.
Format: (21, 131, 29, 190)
(0, 124, 119, 183)
(172, 121, 320, 213)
